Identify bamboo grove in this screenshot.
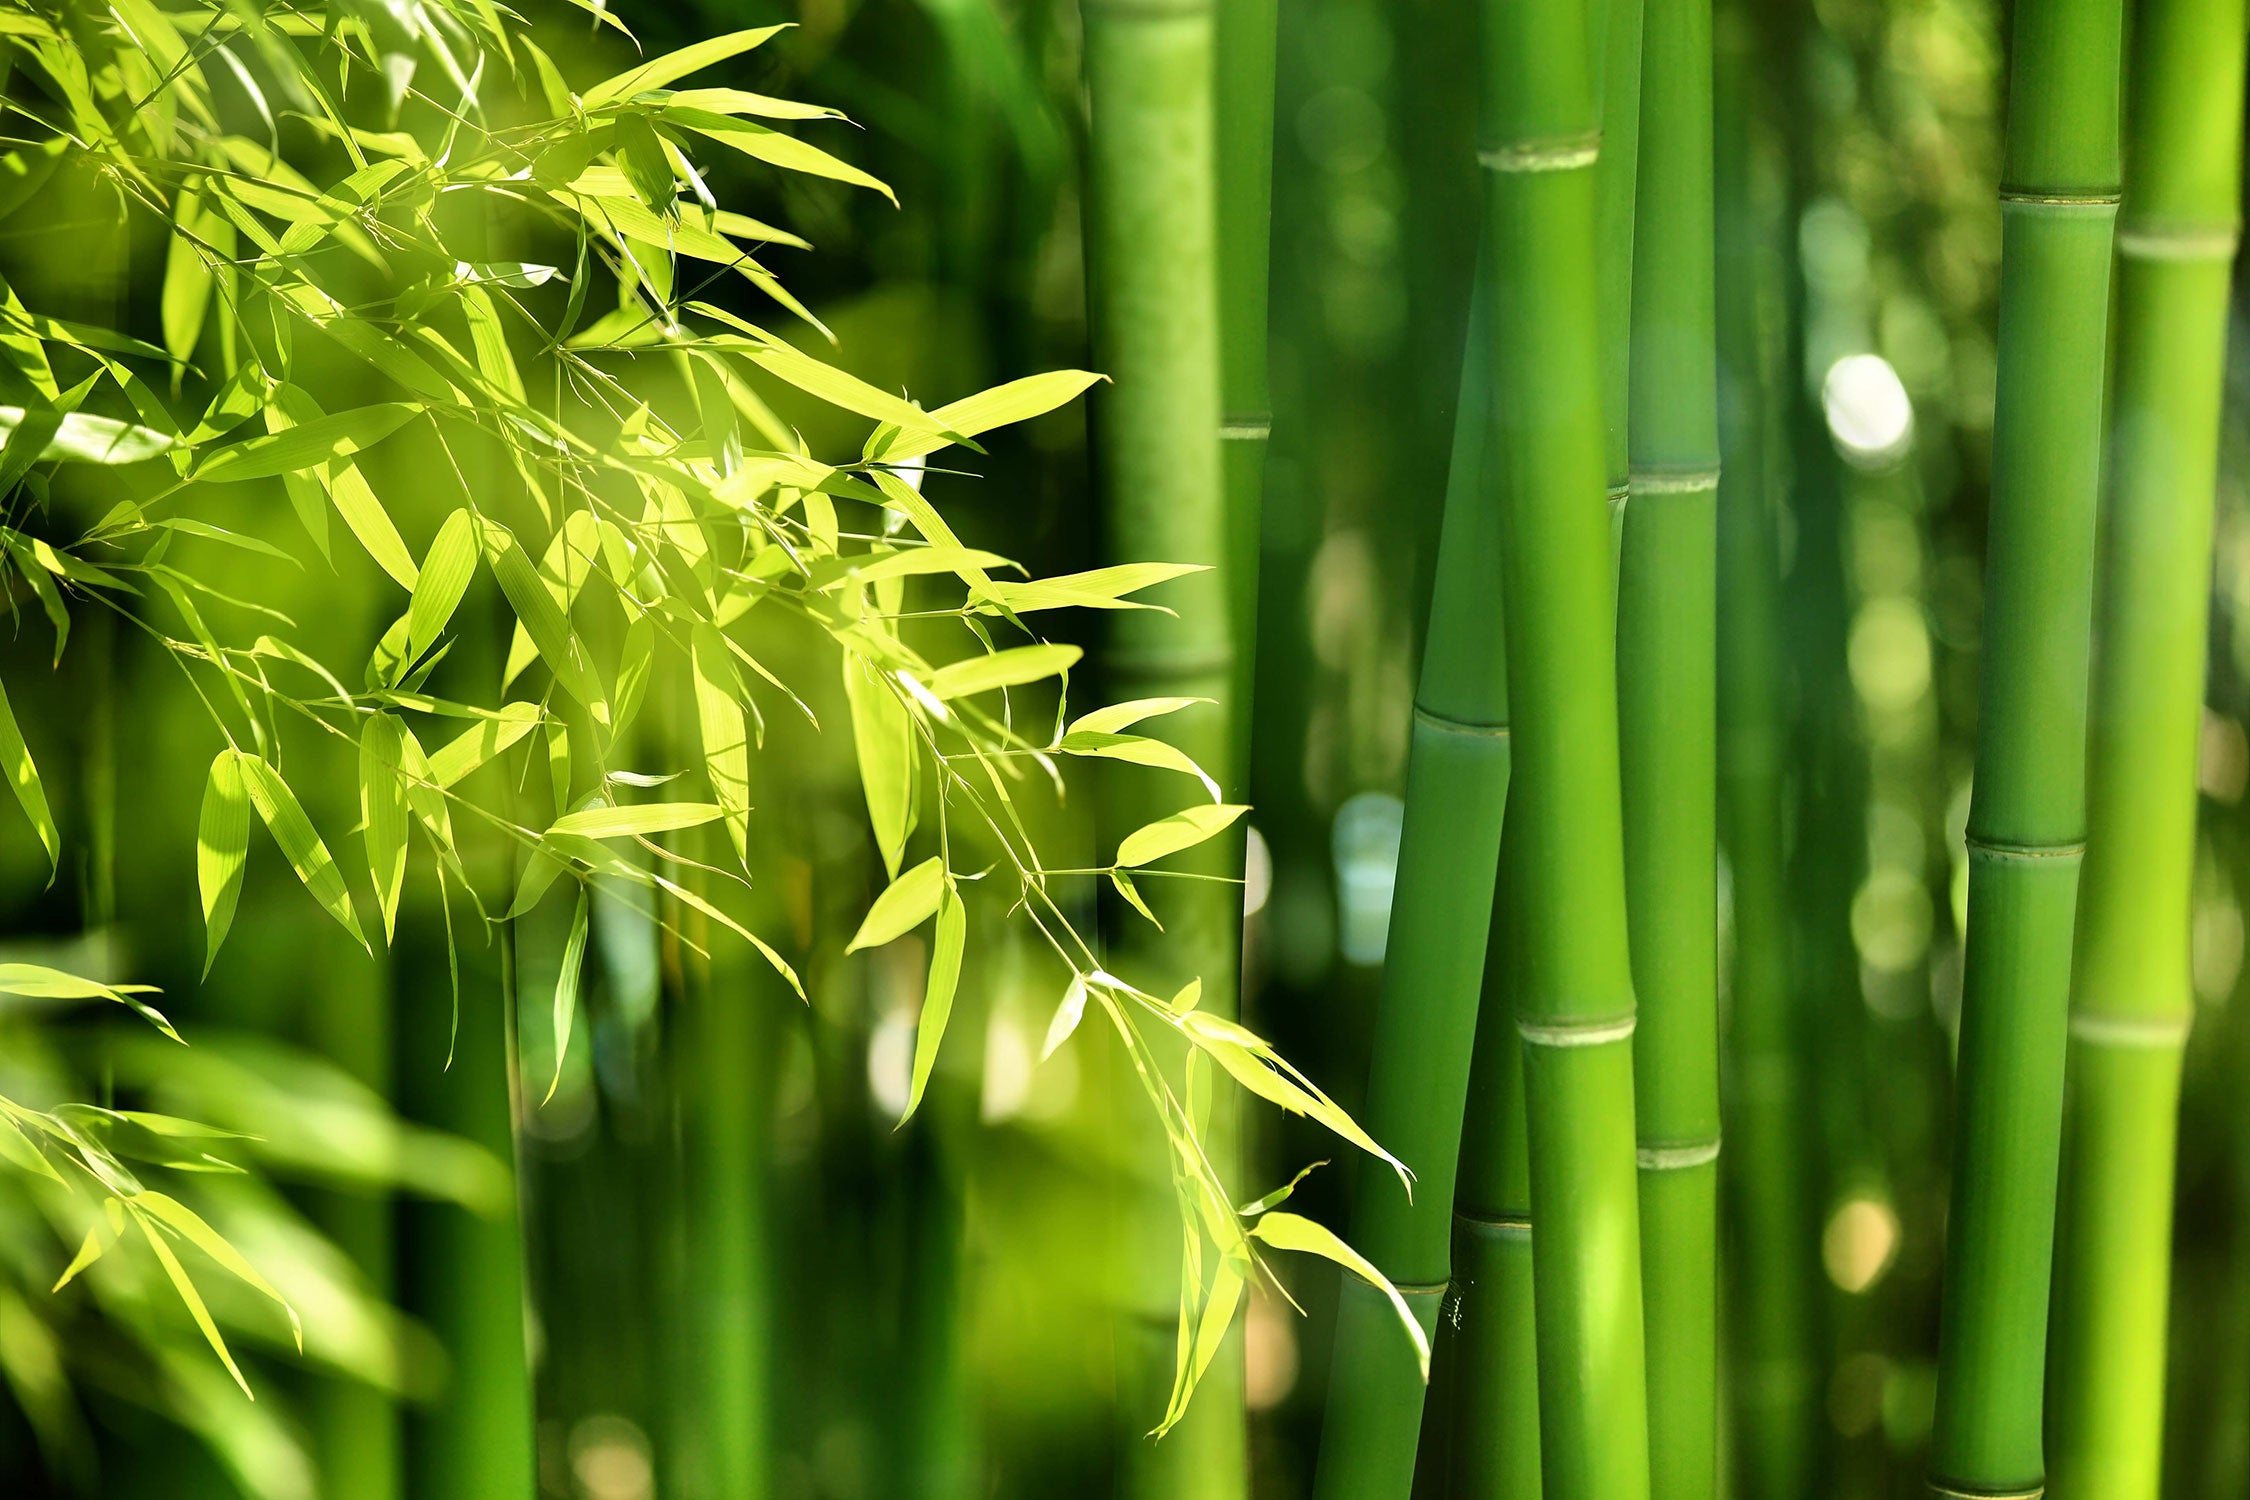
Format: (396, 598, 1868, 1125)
(0, 0, 2247, 1493)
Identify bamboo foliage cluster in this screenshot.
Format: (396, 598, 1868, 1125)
(0, 0, 1415, 1446)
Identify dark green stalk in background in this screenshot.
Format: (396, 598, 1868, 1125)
(1449, 841, 1542, 1500)
(1311, 284, 1510, 1500)
(1079, 1, 1243, 1493)
(1472, 0, 1652, 1486)
(1617, 0, 1720, 1484)
(2048, 0, 2247, 1488)
(1927, 0, 2122, 1484)
(1217, 0, 1277, 769)
(1710, 6, 1820, 1492)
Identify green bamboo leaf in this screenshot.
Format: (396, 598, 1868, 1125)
(162, 181, 212, 368)
(847, 855, 945, 951)
(691, 623, 751, 862)
(740, 339, 948, 433)
(132, 1212, 254, 1399)
(51, 1217, 115, 1293)
(1158, 1260, 1246, 1435)
(901, 885, 965, 1122)
(979, 563, 1206, 613)
(197, 751, 248, 976)
(193, 403, 419, 481)
(1250, 1210, 1429, 1377)
(669, 110, 897, 204)
(843, 654, 914, 878)
(239, 755, 370, 951)
(1116, 803, 1249, 868)
(547, 887, 590, 1105)
(667, 86, 844, 121)
(547, 802, 722, 839)
(480, 516, 607, 720)
(133, 1192, 301, 1351)
(1068, 696, 1209, 737)
(0, 964, 176, 1041)
(870, 369, 1105, 462)
(0, 138, 65, 224)
(405, 509, 479, 666)
(1041, 974, 1090, 1061)
(1059, 731, 1221, 801)
(925, 644, 1080, 701)
(359, 717, 409, 943)
(0, 406, 174, 465)
(428, 702, 543, 787)
(0, 672, 57, 875)
(582, 26, 790, 107)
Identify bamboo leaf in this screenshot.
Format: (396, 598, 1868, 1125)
(162, 182, 212, 367)
(1059, 732, 1221, 802)
(871, 369, 1104, 462)
(925, 644, 1080, 701)
(197, 751, 248, 976)
(843, 654, 914, 878)
(691, 623, 751, 862)
(0, 965, 175, 1041)
(848, 856, 945, 951)
(739, 338, 948, 433)
(1250, 1210, 1430, 1377)
(405, 509, 479, 666)
(0, 406, 173, 465)
(238, 754, 370, 950)
(547, 888, 589, 1105)
(192, 403, 419, 481)
(0, 673, 57, 875)
(1068, 697, 1209, 737)
(133, 1192, 301, 1351)
(979, 563, 1206, 613)
(670, 111, 897, 204)
(428, 702, 543, 786)
(132, 1212, 254, 1399)
(480, 517, 607, 720)
(547, 802, 722, 839)
(359, 716, 410, 943)
(1041, 975, 1089, 1061)
(1117, 804, 1249, 868)
(901, 885, 965, 1122)
(582, 27, 790, 108)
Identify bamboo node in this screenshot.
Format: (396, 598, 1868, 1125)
(2116, 223, 2241, 261)
(1517, 1013, 1636, 1048)
(1478, 133, 1602, 174)
(1926, 1481, 2043, 1500)
(1995, 188, 2120, 212)
(1628, 467, 1722, 497)
(1636, 1138, 1721, 1170)
(1219, 415, 1273, 441)
(2068, 1009, 2192, 1048)
(1413, 705, 1511, 738)
(1962, 834, 2084, 862)
(1080, 0, 1212, 17)
(1452, 1208, 1533, 1239)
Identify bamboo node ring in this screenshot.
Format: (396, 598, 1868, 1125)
(2068, 1010, 2193, 1048)
(1996, 188, 2121, 209)
(1926, 1482, 2042, 1500)
(1219, 416, 1273, 441)
(1517, 1013, 1636, 1048)
(1453, 1209, 1533, 1239)
(1962, 835, 2085, 862)
(2117, 224, 2241, 261)
(1636, 1139, 1721, 1170)
(1479, 134, 1602, 174)
(1629, 467, 1722, 497)
(1413, 705, 1511, 738)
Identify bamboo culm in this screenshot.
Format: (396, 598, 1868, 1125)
(1079, 2, 1243, 1492)
(1470, 0, 1653, 1486)
(1926, 0, 2123, 1484)
(2047, 0, 2247, 1487)
(1311, 278, 1511, 1500)
(1617, 0, 1720, 1482)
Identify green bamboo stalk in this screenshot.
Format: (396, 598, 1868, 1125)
(1927, 0, 2123, 1484)
(1216, 0, 1276, 771)
(2047, 0, 2246, 1487)
(1617, 0, 1719, 1485)
(1079, 2, 1242, 1492)
(1710, 9, 1819, 1494)
(1473, 0, 1651, 1488)
(1596, 0, 1646, 536)
(1449, 838, 1542, 1500)
(1311, 279, 1511, 1500)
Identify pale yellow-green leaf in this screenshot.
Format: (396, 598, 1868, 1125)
(1069, 696, 1208, 737)
(1116, 803, 1248, 868)
(547, 802, 723, 839)
(1059, 731, 1221, 802)
(1041, 975, 1089, 1062)
(405, 509, 479, 666)
(133, 1213, 253, 1399)
(133, 1192, 301, 1351)
(359, 717, 409, 943)
(925, 643, 1080, 701)
(0, 964, 175, 1041)
(428, 702, 543, 786)
(239, 754, 370, 951)
(548, 888, 589, 1105)
(1250, 1209, 1430, 1377)
(847, 856, 945, 952)
(902, 886, 964, 1122)
(193, 403, 419, 481)
(690, 623, 750, 862)
(0, 672, 56, 874)
(980, 563, 1206, 613)
(198, 750, 247, 975)
(581, 26, 789, 107)
(870, 369, 1104, 462)
(842, 654, 914, 879)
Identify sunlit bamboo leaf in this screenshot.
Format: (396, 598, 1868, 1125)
(0, 964, 175, 1041)
(0, 406, 173, 465)
(869, 369, 1105, 462)
(669, 110, 897, 204)
(132, 1213, 254, 1399)
(581, 27, 789, 108)
(359, 717, 410, 943)
(193, 403, 419, 482)
(198, 751, 248, 976)
(0, 672, 57, 875)
(848, 856, 945, 951)
(547, 887, 590, 1105)
(1041, 975, 1089, 1061)
(925, 644, 1080, 701)
(1250, 1209, 1430, 1377)
(239, 755, 370, 951)
(690, 623, 751, 862)
(899, 885, 965, 1122)
(405, 509, 479, 667)
(843, 654, 914, 878)
(546, 802, 723, 839)
(1116, 803, 1249, 868)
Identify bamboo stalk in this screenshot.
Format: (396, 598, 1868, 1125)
(1616, 0, 1719, 1483)
(2047, 0, 2246, 1487)
(1473, 0, 1652, 1486)
(1449, 837, 1542, 1500)
(1710, 8, 1819, 1493)
(1217, 0, 1276, 769)
(1596, 0, 1646, 539)
(1311, 279, 1511, 1500)
(1927, 0, 2123, 1484)
(1079, 1, 1243, 1491)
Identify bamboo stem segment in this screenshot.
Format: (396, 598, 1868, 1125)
(2047, 0, 2246, 1487)
(1472, 0, 1653, 1484)
(1618, 0, 1720, 1486)
(1927, 0, 2123, 1484)
(1312, 279, 1512, 1500)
